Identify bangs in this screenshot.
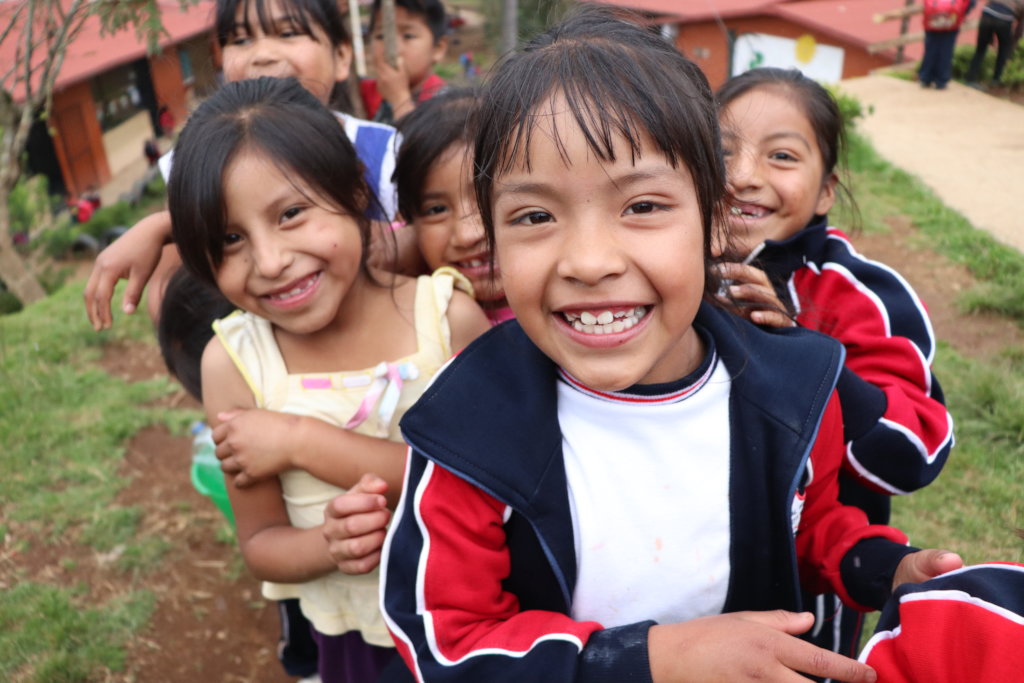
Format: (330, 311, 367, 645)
(475, 28, 724, 240)
(217, 0, 321, 45)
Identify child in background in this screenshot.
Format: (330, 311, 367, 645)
(394, 88, 512, 324)
(167, 77, 488, 682)
(83, 0, 404, 331)
(714, 67, 954, 655)
(379, 8, 962, 681)
(361, 0, 449, 124)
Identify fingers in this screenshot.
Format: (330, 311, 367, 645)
(325, 489, 389, 520)
(741, 609, 816, 635)
(780, 639, 877, 683)
(84, 264, 118, 331)
(349, 472, 389, 497)
(894, 549, 964, 588)
(120, 270, 146, 316)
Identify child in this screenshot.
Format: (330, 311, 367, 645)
(393, 88, 512, 324)
(361, 0, 449, 124)
(378, 8, 962, 681)
(714, 67, 955, 654)
(83, 0, 404, 330)
(167, 77, 489, 682)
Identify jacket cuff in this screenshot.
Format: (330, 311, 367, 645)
(839, 536, 919, 611)
(577, 621, 655, 683)
(835, 367, 887, 441)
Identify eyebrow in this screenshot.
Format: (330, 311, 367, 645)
(497, 166, 678, 199)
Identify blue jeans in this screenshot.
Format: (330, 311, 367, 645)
(919, 30, 959, 87)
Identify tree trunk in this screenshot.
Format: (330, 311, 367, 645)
(0, 241, 47, 305)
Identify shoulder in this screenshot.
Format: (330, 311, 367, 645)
(446, 290, 491, 352)
(200, 335, 255, 414)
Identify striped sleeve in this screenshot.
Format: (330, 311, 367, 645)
(794, 392, 910, 609)
(860, 563, 1024, 681)
(794, 231, 954, 494)
(380, 451, 609, 682)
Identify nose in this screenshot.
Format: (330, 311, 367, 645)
(250, 232, 293, 280)
(453, 208, 485, 249)
(555, 220, 627, 287)
(727, 147, 763, 192)
(247, 37, 284, 73)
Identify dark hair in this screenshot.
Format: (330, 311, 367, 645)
(715, 67, 857, 224)
(473, 5, 727, 302)
(158, 268, 237, 400)
(216, 0, 349, 48)
(168, 77, 374, 288)
(717, 68, 844, 176)
(394, 87, 477, 222)
(369, 0, 447, 43)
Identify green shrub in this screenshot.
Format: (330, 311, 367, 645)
(79, 202, 136, 239)
(952, 41, 1024, 87)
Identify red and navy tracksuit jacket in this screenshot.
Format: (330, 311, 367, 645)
(756, 216, 954, 507)
(860, 563, 1024, 681)
(381, 305, 914, 682)
(754, 216, 955, 659)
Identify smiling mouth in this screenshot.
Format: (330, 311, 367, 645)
(561, 306, 647, 335)
(730, 203, 772, 219)
(265, 272, 320, 302)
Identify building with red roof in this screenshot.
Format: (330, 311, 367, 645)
(3, 0, 219, 200)
(588, 0, 979, 89)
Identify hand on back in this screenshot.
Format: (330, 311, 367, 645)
(323, 473, 391, 575)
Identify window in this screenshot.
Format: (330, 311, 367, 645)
(91, 64, 144, 131)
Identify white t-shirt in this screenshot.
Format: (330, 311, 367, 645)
(558, 354, 733, 627)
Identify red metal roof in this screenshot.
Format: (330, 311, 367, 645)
(3, 0, 216, 102)
(587, 0, 979, 62)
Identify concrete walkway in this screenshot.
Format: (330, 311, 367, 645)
(839, 74, 1024, 253)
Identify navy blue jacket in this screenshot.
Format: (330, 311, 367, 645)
(382, 304, 912, 682)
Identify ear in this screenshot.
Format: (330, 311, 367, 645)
(334, 42, 353, 83)
(430, 35, 448, 65)
(815, 172, 837, 216)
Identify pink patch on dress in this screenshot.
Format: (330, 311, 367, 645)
(301, 377, 333, 390)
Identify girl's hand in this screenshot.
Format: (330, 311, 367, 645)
(649, 611, 877, 682)
(715, 262, 795, 329)
(892, 549, 964, 591)
(83, 211, 172, 330)
(213, 409, 301, 487)
(323, 474, 391, 575)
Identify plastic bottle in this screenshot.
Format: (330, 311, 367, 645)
(190, 421, 217, 465)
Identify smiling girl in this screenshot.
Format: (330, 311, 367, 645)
(167, 77, 488, 682)
(714, 68, 955, 657)
(378, 9, 962, 682)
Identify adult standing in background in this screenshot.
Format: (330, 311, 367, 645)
(966, 0, 1024, 87)
(919, 0, 975, 89)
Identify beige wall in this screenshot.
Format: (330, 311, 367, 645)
(101, 110, 155, 178)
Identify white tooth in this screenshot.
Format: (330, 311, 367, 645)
(580, 312, 597, 325)
(731, 206, 743, 216)
(623, 317, 635, 329)
(583, 324, 595, 334)
(612, 321, 624, 333)
(573, 320, 584, 331)
(597, 311, 613, 325)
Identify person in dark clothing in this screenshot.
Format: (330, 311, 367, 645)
(966, 0, 1024, 86)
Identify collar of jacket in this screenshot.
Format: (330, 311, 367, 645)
(755, 214, 831, 280)
(399, 301, 845, 610)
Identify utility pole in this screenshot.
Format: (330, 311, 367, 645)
(501, 0, 518, 54)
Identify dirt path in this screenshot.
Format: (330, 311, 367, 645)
(839, 74, 1024, 253)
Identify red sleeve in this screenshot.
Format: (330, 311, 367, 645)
(382, 455, 607, 681)
(794, 392, 909, 610)
(360, 79, 382, 119)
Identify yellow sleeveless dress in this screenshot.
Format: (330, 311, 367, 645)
(212, 272, 466, 644)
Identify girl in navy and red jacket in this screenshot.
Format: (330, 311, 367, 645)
(714, 68, 955, 657)
(377, 9, 963, 682)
